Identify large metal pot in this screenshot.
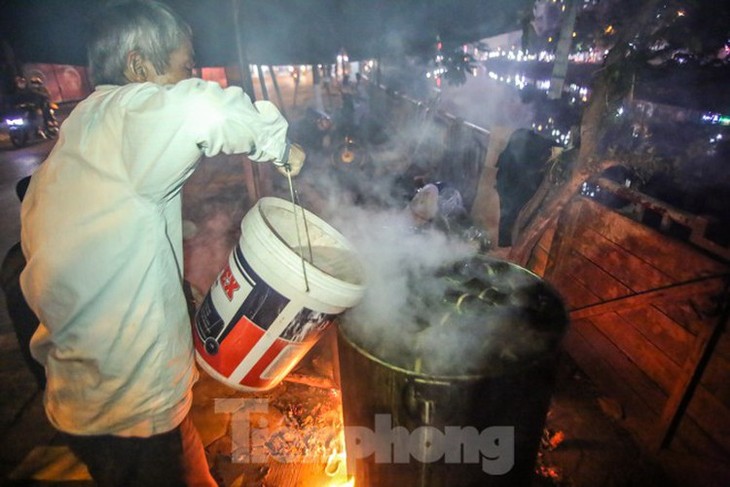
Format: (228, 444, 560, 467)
(336, 257, 568, 487)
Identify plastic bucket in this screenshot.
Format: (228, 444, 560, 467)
(193, 197, 365, 391)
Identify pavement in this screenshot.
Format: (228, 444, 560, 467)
(0, 75, 682, 487)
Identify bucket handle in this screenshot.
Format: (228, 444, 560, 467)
(284, 166, 313, 292)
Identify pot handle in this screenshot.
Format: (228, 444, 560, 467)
(403, 379, 440, 424)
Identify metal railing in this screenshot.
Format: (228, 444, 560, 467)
(369, 83, 490, 213)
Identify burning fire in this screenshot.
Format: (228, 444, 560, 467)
(535, 426, 567, 485)
(329, 480, 354, 487)
(536, 463, 563, 482)
(325, 448, 345, 477)
(324, 429, 353, 486)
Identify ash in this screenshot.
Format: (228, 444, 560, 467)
(241, 383, 344, 465)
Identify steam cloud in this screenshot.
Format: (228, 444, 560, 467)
(320, 196, 566, 377)
(297, 158, 565, 378)
(286, 77, 565, 378)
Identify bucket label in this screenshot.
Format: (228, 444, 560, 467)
(220, 265, 240, 301)
(281, 308, 335, 342)
(193, 244, 340, 390)
(194, 247, 290, 355)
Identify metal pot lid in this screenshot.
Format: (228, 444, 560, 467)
(339, 256, 569, 378)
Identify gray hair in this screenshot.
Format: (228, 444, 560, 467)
(87, 0, 192, 86)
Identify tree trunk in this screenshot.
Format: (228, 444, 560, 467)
(508, 0, 663, 266)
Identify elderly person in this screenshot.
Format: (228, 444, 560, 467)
(20, 1, 304, 485)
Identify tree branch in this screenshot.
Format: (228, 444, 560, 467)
(508, 0, 664, 266)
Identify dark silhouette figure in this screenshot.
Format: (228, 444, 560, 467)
(495, 129, 556, 247)
(0, 176, 45, 389)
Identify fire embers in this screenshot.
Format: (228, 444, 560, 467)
(535, 428, 568, 486)
(341, 256, 568, 377)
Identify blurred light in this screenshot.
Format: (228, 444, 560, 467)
(701, 112, 730, 126)
(536, 79, 551, 91)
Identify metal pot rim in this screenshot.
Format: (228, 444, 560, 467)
(337, 323, 552, 382)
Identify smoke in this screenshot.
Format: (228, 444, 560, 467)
(295, 153, 476, 334)
(334, 205, 474, 315)
(327, 202, 476, 363)
(283, 70, 564, 378)
(321, 190, 566, 377)
(291, 104, 449, 215)
(296, 162, 564, 378)
(438, 67, 537, 131)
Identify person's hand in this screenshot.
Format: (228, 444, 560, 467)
(276, 143, 306, 177)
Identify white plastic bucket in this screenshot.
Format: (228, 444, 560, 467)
(193, 197, 365, 391)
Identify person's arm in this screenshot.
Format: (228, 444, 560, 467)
(120, 79, 303, 198)
(186, 79, 305, 175)
(184, 79, 288, 162)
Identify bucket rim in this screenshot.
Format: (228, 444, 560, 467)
(253, 196, 366, 289)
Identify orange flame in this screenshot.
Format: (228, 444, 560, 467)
(323, 424, 352, 486)
(325, 448, 346, 478)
